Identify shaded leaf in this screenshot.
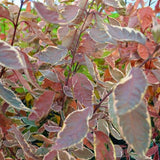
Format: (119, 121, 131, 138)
(0, 40, 25, 69)
(36, 46, 68, 65)
(71, 147, 94, 159)
(0, 81, 31, 112)
(94, 131, 116, 160)
(58, 150, 75, 160)
(118, 101, 151, 156)
(72, 73, 94, 108)
(152, 18, 160, 43)
(9, 125, 38, 160)
(44, 124, 61, 132)
(0, 151, 5, 160)
(106, 24, 146, 44)
(29, 91, 54, 121)
(113, 67, 147, 115)
(97, 119, 109, 135)
(109, 66, 124, 82)
(151, 69, 160, 81)
(87, 28, 117, 44)
(52, 108, 90, 150)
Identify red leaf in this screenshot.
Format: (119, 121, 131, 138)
(146, 145, 158, 157)
(94, 131, 116, 160)
(29, 91, 54, 121)
(138, 44, 149, 60)
(155, 0, 160, 13)
(0, 5, 11, 20)
(137, 7, 155, 31)
(0, 40, 25, 70)
(9, 125, 38, 160)
(52, 108, 91, 150)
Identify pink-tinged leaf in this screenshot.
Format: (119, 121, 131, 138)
(13, 70, 33, 93)
(87, 28, 117, 44)
(9, 125, 38, 160)
(43, 150, 57, 160)
(34, 2, 79, 24)
(0, 81, 31, 112)
(118, 101, 151, 156)
(52, 108, 90, 150)
(146, 145, 158, 157)
(0, 5, 11, 20)
(26, 21, 54, 45)
(29, 91, 54, 121)
(44, 124, 61, 132)
(0, 40, 25, 70)
(106, 24, 146, 44)
(36, 46, 68, 65)
(102, 0, 123, 8)
(94, 131, 116, 160)
(113, 67, 147, 115)
(71, 147, 94, 159)
(72, 73, 94, 108)
(21, 51, 41, 89)
(151, 70, 160, 82)
(57, 26, 69, 41)
(58, 150, 75, 160)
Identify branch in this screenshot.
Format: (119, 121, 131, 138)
(11, 0, 24, 45)
(138, 44, 160, 68)
(94, 89, 113, 113)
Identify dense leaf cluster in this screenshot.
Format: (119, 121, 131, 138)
(0, 0, 160, 159)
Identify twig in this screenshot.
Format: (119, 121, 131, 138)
(149, 0, 152, 6)
(94, 89, 113, 113)
(11, 0, 24, 45)
(0, 0, 24, 79)
(138, 44, 160, 68)
(65, 0, 95, 85)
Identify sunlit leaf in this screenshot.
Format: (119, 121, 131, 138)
(0, 40, 25, 69)
(52, 108, 90, 150)
(0, 81, 31, 112)
(94, 131, 116, 160)
(36, 46, 68, 65)
(102, 0, 123, 8)
(87, 28, 117, 44)
(106, 24, 146, 44)
(118, 101, 151, 156)
(113, 67, 147, 115)
(34, 2, 79, 25)
(72, 73, 94, 108)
